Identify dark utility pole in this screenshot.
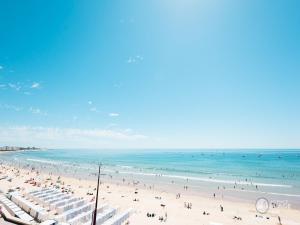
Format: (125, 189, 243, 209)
(92, 163, 101, 225)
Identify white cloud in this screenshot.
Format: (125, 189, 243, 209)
(29, 107, 47, 116)
(126, 55, 143, 64)
(0, 82, 41, 94)
(0, 104, 22, 112)
(127, 57, 136, 64)
(109, 113, 119, 117)
(8, 83, 21, 91)
(90, 107, 99, 112)
(0, 104, 48, 115)
(136, 55, 143, 60)
(124, 128, 133, 133)
(87, 102, 100, 113)
(0, 126, 148, 148)
(31, 82, 40, 89)
(107, 123, 118, 128)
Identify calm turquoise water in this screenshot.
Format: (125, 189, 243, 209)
(1, 149, 300, 186)
(1, 149, 300, 205)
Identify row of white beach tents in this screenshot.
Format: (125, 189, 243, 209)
(0, 187, 132, 225)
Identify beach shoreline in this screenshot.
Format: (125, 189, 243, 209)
(1, 149, 300, 209)
(1, 161, 300, 225)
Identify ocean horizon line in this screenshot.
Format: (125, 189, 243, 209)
(26, 148, 300, 155)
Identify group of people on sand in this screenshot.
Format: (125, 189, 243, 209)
(146, 212, 168, 222)
(184, 202, 192, 209)
(1, 161, 296, 225)
(233, 216, 242, 220)
(146, 212, 155, 217)
(158, 213, 167, 222)
(203, 211, 210, 215)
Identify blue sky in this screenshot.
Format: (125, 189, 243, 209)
(0, 0, 299, 148)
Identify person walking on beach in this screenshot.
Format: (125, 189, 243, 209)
(278, 216, 282, 225)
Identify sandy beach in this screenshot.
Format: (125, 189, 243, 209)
(1, 0, 300, 224)
(1, 163, 299, 225)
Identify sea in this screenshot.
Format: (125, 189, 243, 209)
(1, 149, 300, 208)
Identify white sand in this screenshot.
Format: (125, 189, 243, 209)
(0, 164, 299, 225)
